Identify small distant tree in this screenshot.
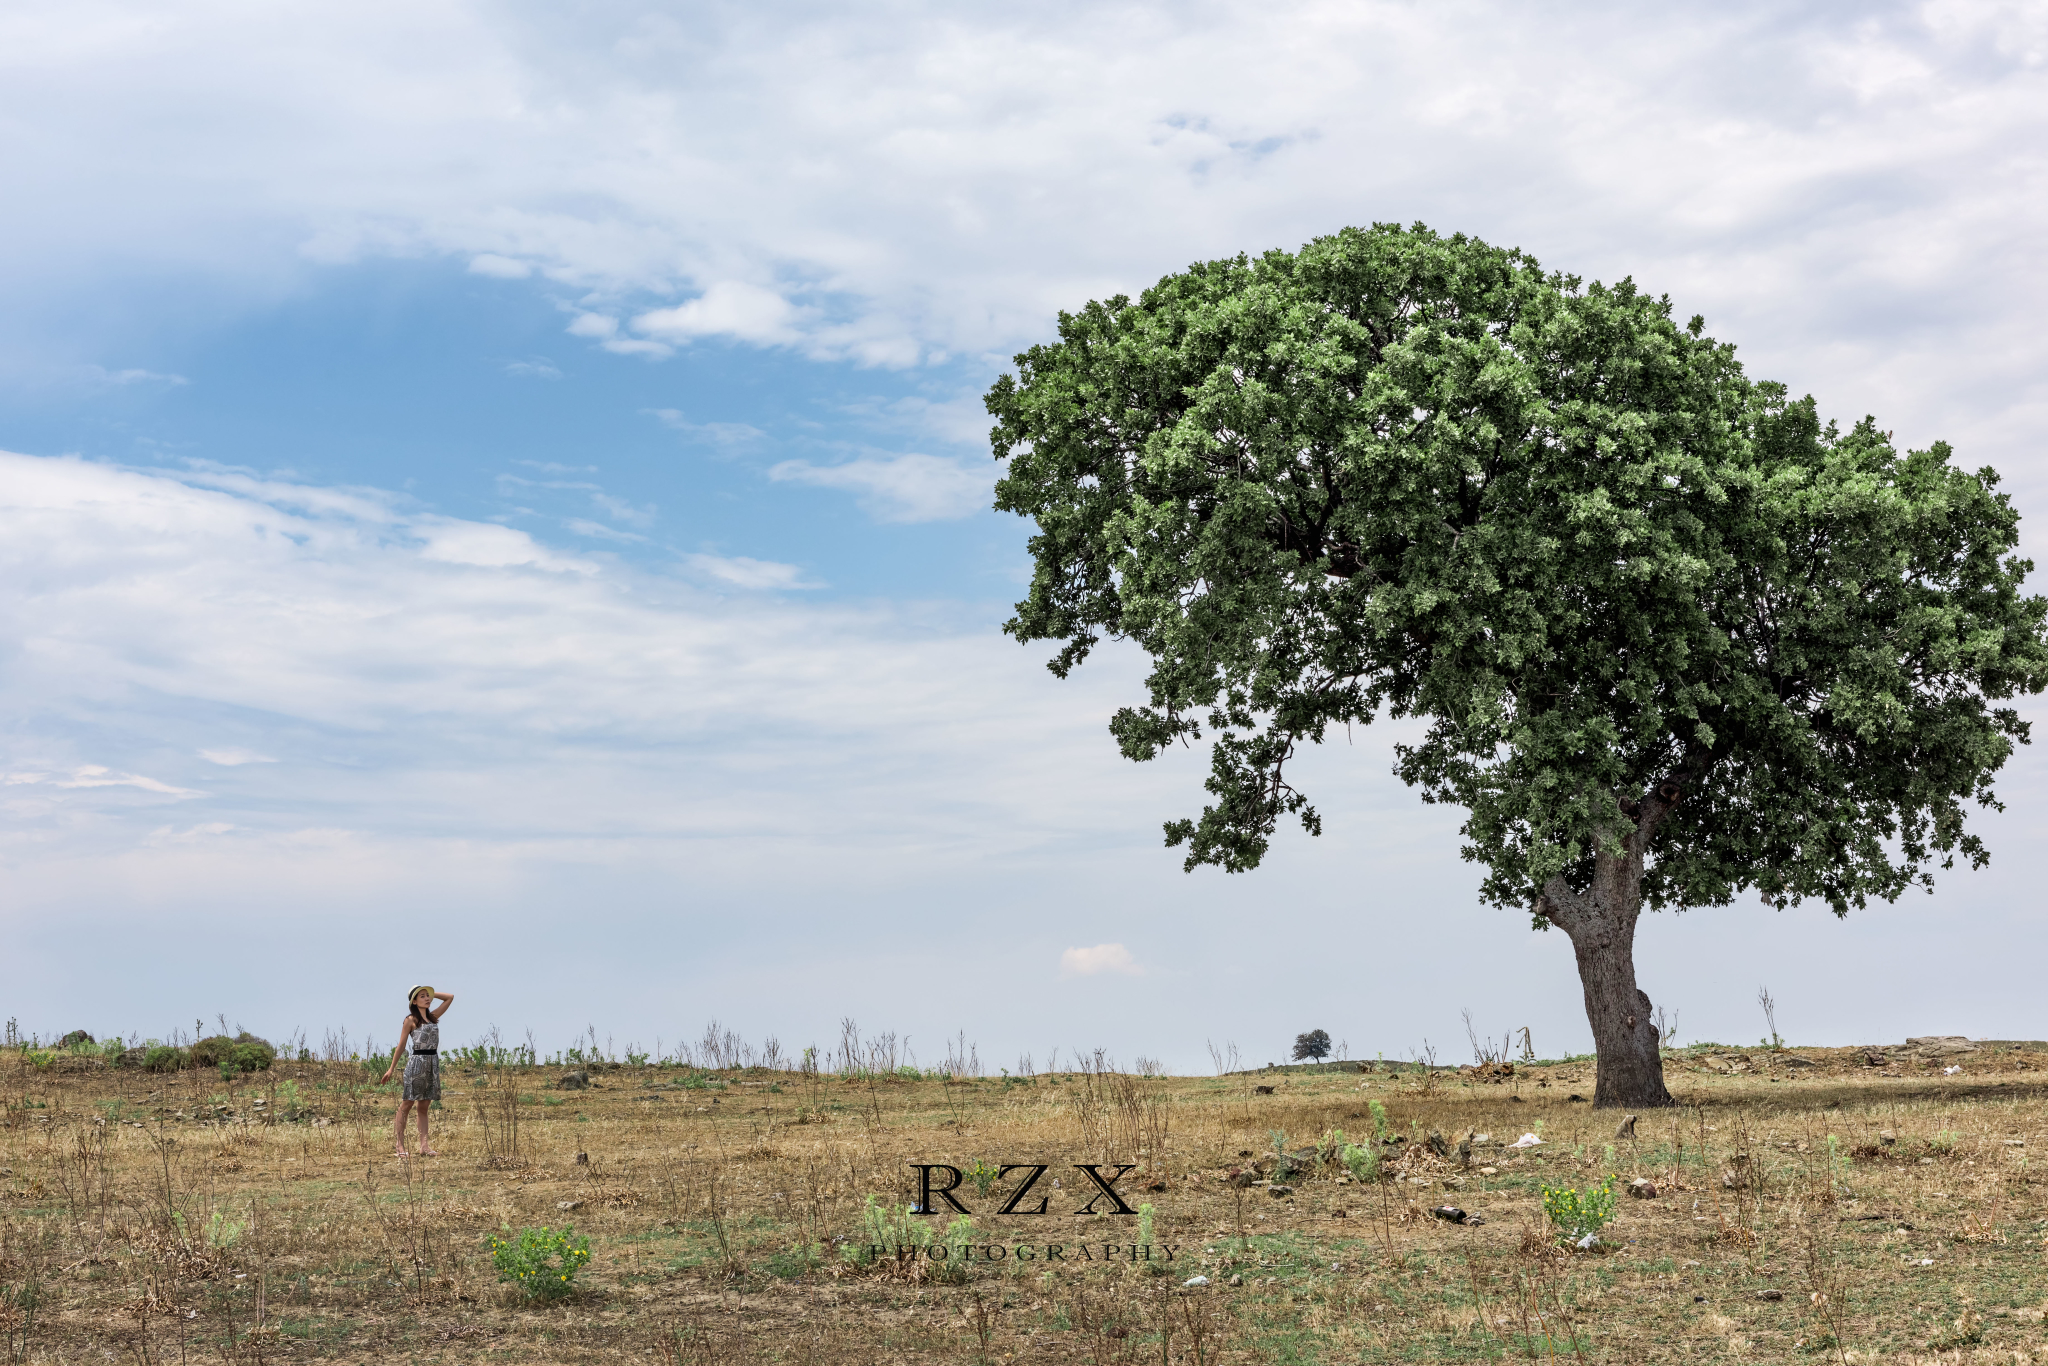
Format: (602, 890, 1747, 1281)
(988, 222, 2048, 1108)
(1292, 1029, 1332, 1061)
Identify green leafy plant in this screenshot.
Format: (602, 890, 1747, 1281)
(1340, 1141, 1381, 1184)
(1136, 1204, 1168, 1274)
(1368, 1099, 1389, 1142)
(487, 1225, 592, 1300)
(1542, 1178, 1618, 1245)
(966, 1160, 1002, 1199)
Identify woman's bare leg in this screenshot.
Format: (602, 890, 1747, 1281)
(393, 1100, 413, 1156)
(417, 1102, 437, 1155)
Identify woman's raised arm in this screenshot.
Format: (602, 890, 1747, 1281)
(428, 990, 453, 1022)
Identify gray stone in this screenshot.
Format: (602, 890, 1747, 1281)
(556, 1069, 590, 1091)
(1902, 1036, 1978, 1056)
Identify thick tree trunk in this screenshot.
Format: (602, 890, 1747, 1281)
(1539, 858, 1675, 1110)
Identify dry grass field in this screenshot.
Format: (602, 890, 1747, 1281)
(4, 1038, 2048, 1364)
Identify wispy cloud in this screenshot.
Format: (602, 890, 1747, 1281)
(646, 409, 766, 449)
(1059, 943, 1142, 978)
(565, 517, 646, 544)
(469, 253, 532, 279)
(769, 453, 988, 523)
(682, 552, 819, 591)
(504, 357, 561, 379)
(199, 748, 275, 767)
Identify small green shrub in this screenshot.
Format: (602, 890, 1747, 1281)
(229, 1040, 275, 1073)
(965, 1160, 1002, 1199)
(1137, 1203, 1167, 1275)
(1542, 1178, 1618, 1245)
(189, 1036, 237, 1069)
(1340, 1141, 1381, 1183)
(487, 1225, 591, 1300)
(143, 1045, 186, 1073)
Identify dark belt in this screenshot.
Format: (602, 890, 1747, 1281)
(412, 1048, 437, 1055)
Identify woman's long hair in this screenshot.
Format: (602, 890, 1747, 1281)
(408, 987, 432, 1027)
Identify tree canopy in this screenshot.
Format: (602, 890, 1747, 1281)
(988, 222, 2048, 929)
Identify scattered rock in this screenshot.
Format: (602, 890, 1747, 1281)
(1902, 1036, 1978, 1057)
(1332, 1209, 1348, 1219)
(1253, 1085, 1275, 1096)
(1424, 1132, 1450, 1158)
(1478, 1166, 1499, 1176)
(556, 1070, 590, 1091)
(1627, 1177, 1659, 1199)
(1228, 1169, 1256, 1188)
(556, 1200, 583, 1212)
(59, 1030, 94, 1048)
(1917, 1157, 1934, 1166)
(1778, 1055, 1815, 1068)
(1431, 1206, 1468, 1224)
(575, 1152, 588, 1165)
(1567, 1094, 1587, 1103)
(1227, 1274, 1243, 1287)
(1864, 1052, 1888, 1067)
(1720, 1170, 1742, 1189)
(1878, 1131, 1897, 1146)
(1755, 1289, 1783, 1302)
(1268, 1184, 1294, 1198)
(2005, 1139, 2026, 1147)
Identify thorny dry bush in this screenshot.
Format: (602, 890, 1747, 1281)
(1, 1045, 2047, 1361)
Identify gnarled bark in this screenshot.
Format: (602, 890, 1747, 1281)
(1535, 776, 1693, 1109)
(1541, 874, 1671, 1108)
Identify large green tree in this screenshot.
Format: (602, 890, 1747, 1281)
(987, 223, 2048, 1107)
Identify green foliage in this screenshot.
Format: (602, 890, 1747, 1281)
(487, 1225, 591, 1300)
(1542, 1178, 1618, 1244)
(229, 1038, 276, 1072)
(988, 220, 2048, 916)
(1368, 1100, 1389, 1142)
(965, 1159, 1002, 1199)
(141, 1044, 186, 1072)
(189, 1035, 237, 1069)
(1137, 1203, 1167, 1275)
(1339, 1141, 1381, 1184)
(271, 1080, 310, 1120)
(449, 1041, 536, 1067)
(172, 1210, 244, 1249)
(842, 1197, 977, 1282)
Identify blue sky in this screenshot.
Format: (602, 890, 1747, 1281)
(2, 0, 2046, 1068)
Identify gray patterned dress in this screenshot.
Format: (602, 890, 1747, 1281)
(402, 1018, 441, 1102)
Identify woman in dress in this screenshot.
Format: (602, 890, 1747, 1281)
(381, 985, 452, 1157)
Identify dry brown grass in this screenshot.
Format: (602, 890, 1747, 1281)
(2, 1045, 2047, 1363)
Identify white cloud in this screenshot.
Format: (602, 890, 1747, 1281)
(80, 365, 188, 388)
(682, 552, 819, 591)
(503, 357, 561, 380)
(1060, 943, 1142, 978)
(646, 409, 766, 449)
(564, 517, 646, 544)
(565, 313, 619, 339)
(0, 0, 2039, 465)
(55, 765, 200, 797)
(588, 492, 655, 528)
(769, 453, 988, 523)
(468, 253, 531, 279)
(414, 518, 595, 572)
(199, 748, 275, 766)
(635, 282, 805, 348)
